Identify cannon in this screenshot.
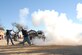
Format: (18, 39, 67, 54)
(28, 30, 46, 41)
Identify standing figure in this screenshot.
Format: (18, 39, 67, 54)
(6, 30, 14, 45)
(12, 31, 19, 41)
(21, 28, 31, 46)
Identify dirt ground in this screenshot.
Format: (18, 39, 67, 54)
(0, 45, 82, 55)
(0, 39, 82, 55)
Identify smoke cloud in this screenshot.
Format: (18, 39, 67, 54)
(32, 9, 82, 45)
(76, 3, 82, 20)
(19, 8, 29, 26)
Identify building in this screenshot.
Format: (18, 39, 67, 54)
(0, 27, 4, 40)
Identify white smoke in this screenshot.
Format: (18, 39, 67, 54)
(19, 8, 29, 26)
(76, 3, 82, 20)
(32, 9, 82, 45)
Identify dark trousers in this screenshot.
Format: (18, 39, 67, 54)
(22, 36, 31, 45)
(6, 35, 14, 45)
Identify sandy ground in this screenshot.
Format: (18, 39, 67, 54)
(0, 45, 82, 55)
(0, 39, 82, 55)
(0, 39, 23, 46)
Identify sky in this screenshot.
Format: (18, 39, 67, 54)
(0, 0, 82, 30)
(1, 0, 82, 45)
